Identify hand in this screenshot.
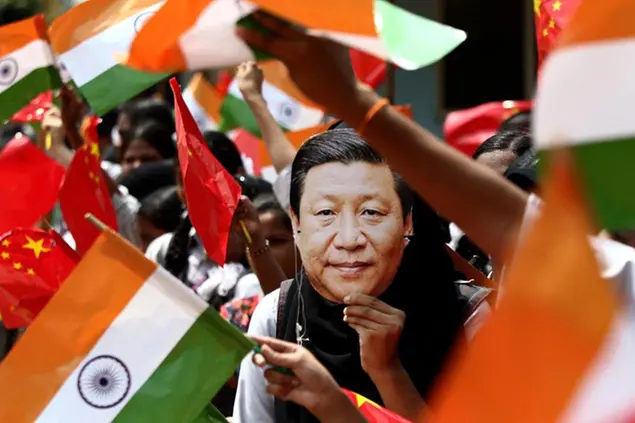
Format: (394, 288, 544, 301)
(236, 61, 264, 100)
(235, 13, 365, 121)
(343, 294, 405, 376)
(231, 195, 262, 242)
(59, 85, 84, 127)
(41, 107, 66, 149)
(251, 336, 356, 420)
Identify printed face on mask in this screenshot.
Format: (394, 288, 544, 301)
(293, 162, 411, 302)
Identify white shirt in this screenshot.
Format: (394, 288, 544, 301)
(232, 287, 491, 423)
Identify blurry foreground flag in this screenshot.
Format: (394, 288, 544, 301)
(127, 0, 465, 72)
(534, 0, 581, 68)
(534, 0, 635, 230)
(171, 78, 242, 266)
(10, 91, 54, 124)
(444, 101, 532, 157)
(343, 389, 411, 422)
(0, 229, 78, 329)
(0, 229, 254, 423)
(220, 60, 324, 136)
(183, 73, 223, 132)
(0, 137, 65, 235)
(0, 15, 60, 123)
(49, 0, 168, 116)
(429, 155, 635, 423)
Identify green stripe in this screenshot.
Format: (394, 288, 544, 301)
(79, 65, 168, 116)
(0, 66, 60, 123)
(541, 137, 635, 230)
(219, 94, 289, 136)
(113, 306, 255, 423)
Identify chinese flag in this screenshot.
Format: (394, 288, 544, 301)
(342, 389, 411, 422)
(444, 101, 532, 157)
(10, 91, 53, 124)
(59, 117, 117, 255)
(350, 49, 387, 89)
(0, 228, 79, 328)
(535, 0, 581, 68)
(0, 137, 65, 235)
(170, 78, 242, 266)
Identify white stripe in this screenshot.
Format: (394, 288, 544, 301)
(228, 80, 324, 131)
(35, 267, 207, 422)
(0, 40, 55, 95)
(559, 309, 635, 423)
(534, 39, 635, 148)
(183, 88, 218, 131)
(180, 0, 255, 70)
(58, 2, 165, 87)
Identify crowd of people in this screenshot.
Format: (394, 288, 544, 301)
(1, 9, 633, 423)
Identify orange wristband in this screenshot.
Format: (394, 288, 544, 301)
(357, 98, 390, 136)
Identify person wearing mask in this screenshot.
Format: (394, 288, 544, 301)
(234, 130, 468, 422)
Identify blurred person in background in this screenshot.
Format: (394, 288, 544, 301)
(136, 186, 183, 252)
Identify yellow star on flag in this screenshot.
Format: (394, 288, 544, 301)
(543, 28, 549, 37)
(552, 0, 562, 11)
(1, 252, 9, 260)
(1, 240, 10, 247)
(354, 393, 381, 409)
(534, 0, 542, 16)
(26, 268, 35, 276)
(13, 262, 22, 270)
(22, 236, 51, 259)
(549, 18, 556, 28)
(89, 142, 100, 158)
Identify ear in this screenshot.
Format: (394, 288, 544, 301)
(404, 213, 414, 237)
(290, 208, 300, 235)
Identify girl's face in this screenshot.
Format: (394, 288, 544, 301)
(258, 210, 298, 279)
(121, 138, 163, 174)
(136, 215, 167, 252)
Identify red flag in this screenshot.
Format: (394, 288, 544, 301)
(10, 91, 53, 124)
(59, 118, 117, 255)
(535, 0, 581, 68)
(443, 101, 532, 157)
(0, 137, 65, 234)
(216, 70, 233, 97)
(233, 129, 263, 176)
(170, 78, 242, 266)
(349, 49, 387, 89)
(0, 228, 79, 328)
(342, 389, 412, 422)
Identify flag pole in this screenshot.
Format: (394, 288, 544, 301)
(84, 213, 108, 232)
(385, 0, 396, 104)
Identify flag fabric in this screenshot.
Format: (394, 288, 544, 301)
(192, 403, 228, 423)
(171, 78, 242, 266)
(534, 0, 581, 68)
(429, 155, 635, 423)
(126, 0, 466, 73)
(342, 389, 411, 422)
(10, 91, 54, 124)
(220, 60, 324, 136)
(0, 136, 65, 235)
(0, 228, 78, 329)
(232, 129, 264, 177)
(350, 48, 387, 89)
(59, 119, 118, 255)
(0, 229, 254, 423)
(0, 15, 60, 124)
(444, 101, 532, 157)
(48, 0, 169, 116)
(183, 73, 223, 132)
(534, 0, 635, 230)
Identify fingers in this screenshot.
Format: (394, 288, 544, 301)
(250, 335, 298, 354)
(344, 294, 398, 314)
(344, 305, 391, 323)
(345, 317, 383, 332)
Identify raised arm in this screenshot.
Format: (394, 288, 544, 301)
(236, 15, 528, 262)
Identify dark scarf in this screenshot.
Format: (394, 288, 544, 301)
(274, 232, 465, 423)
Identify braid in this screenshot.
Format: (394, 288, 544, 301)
(163, 214, 193, 280)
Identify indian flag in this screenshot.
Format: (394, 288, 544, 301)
(534, 0, 635, 230)
(126, 0, 466, 73)
(0, 229, 254, 423)
(220, 61, 324, 136)
(0, 15, 60, 124)
(49, 0, 169, 116)
(183, 73, 223, 132)
(429, 157, 635, 423)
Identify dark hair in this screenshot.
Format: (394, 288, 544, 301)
(121, 99, 175, 135)
(0, 123, 34, 151)
(125, 121, 177, 160)
(471, 130, 532, 160)
(97, 109, 119, 139)
(289, 129, 413, 220)
(499, 110, 532, 133)
(202, 131, 244, 176)
(137, 186, 183, 232)
(116, 160, 177, 201)
(235, 175, 273, 201)
(253, 193, 292, 231)
(504, 148, 539, 192)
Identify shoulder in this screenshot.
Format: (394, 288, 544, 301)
(145, 232, 174, 264)
(247, 289, 280, 337)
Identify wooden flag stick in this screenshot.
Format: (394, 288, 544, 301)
(84, 213, 108, 232)
(239, 220, 253, 245)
